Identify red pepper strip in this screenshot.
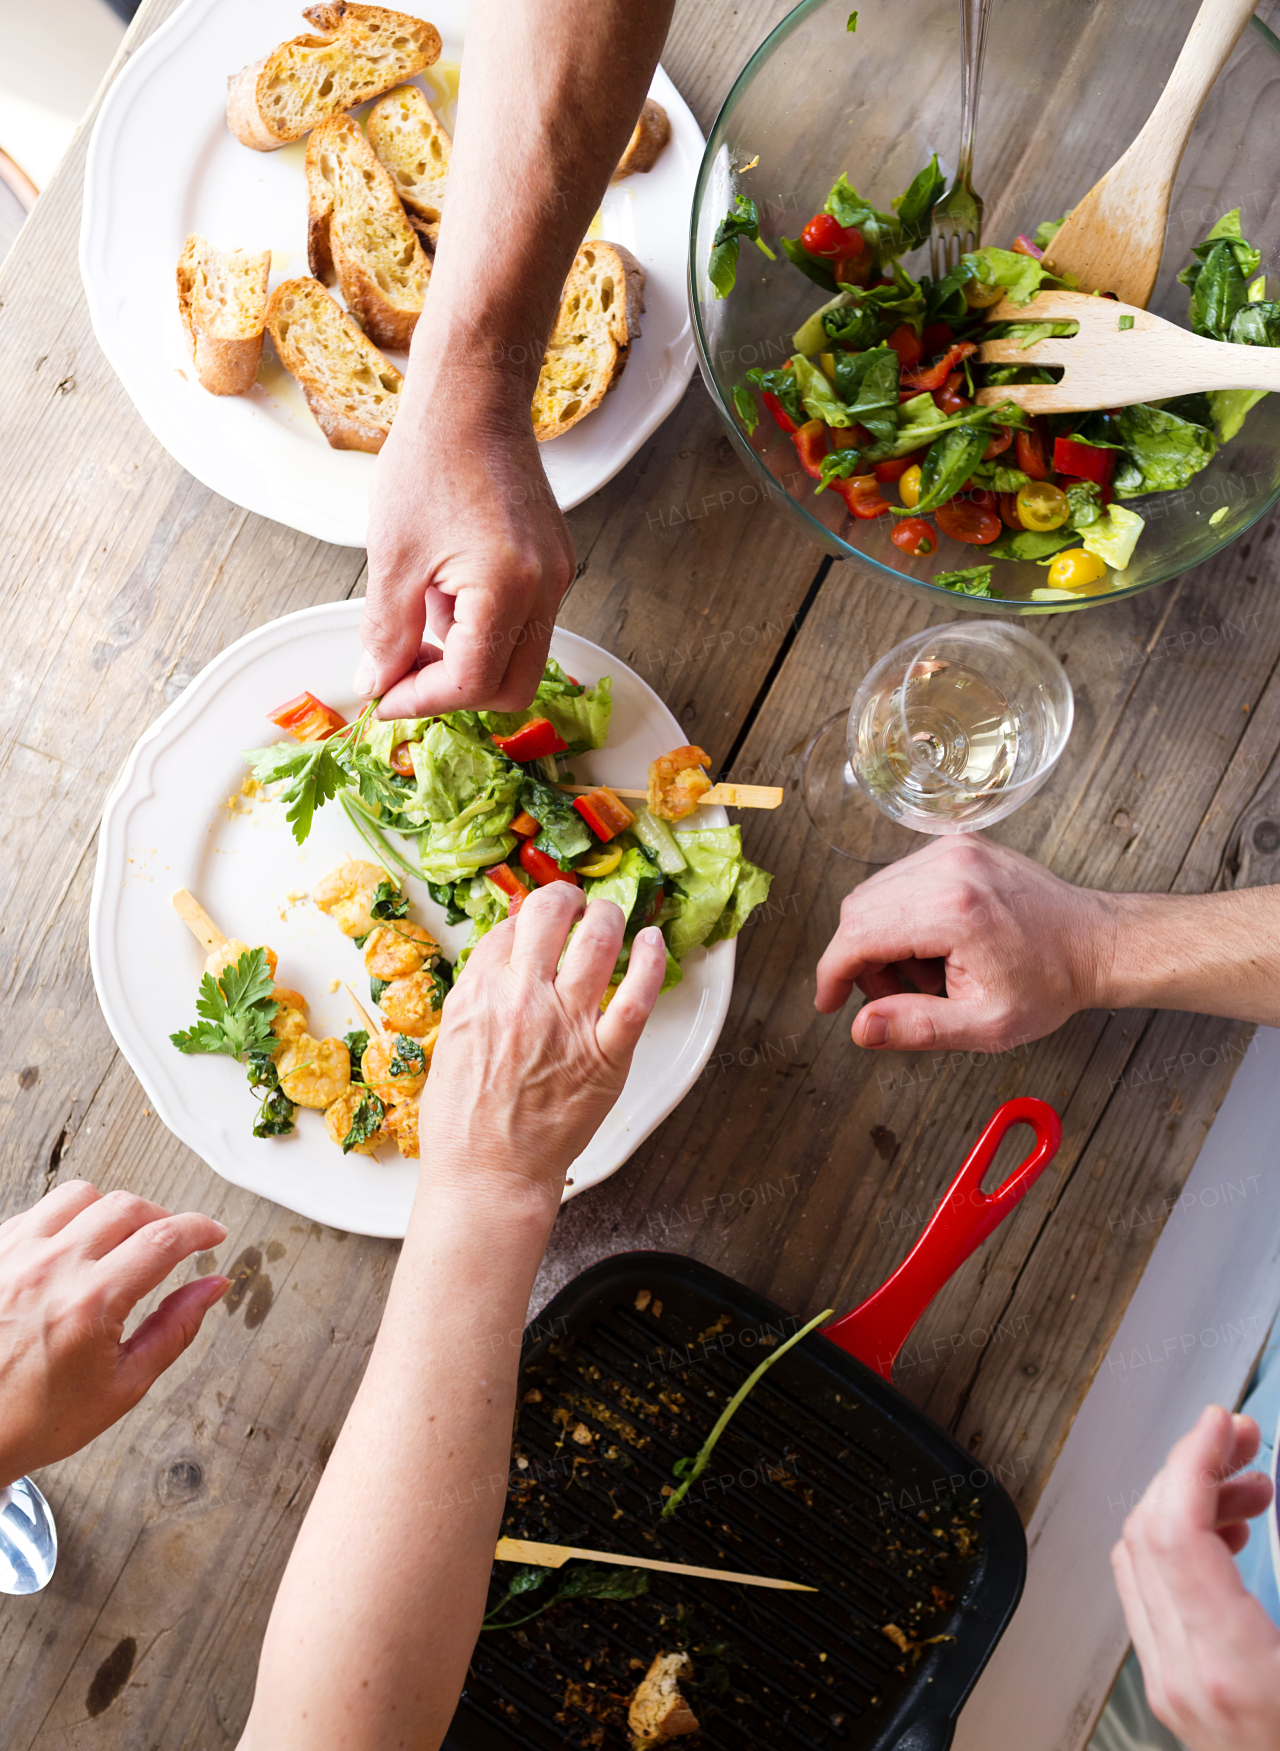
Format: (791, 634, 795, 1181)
(874, 449, 928, 483)
(792, 419, 829, 480)
(519, 841, 582, 888)
(933, 373, 970, 415)
(485, 861, 530, 913)
(573, 787, 636, 842)
(900, 341, 977, 392)
(762, 391, 799, 436)
(269, 691, 347, 742)
(830, 474, 892, 518)
(491, 717, 569, 762)
(920, 321, 955, 357)
(509, 810, 540, 837)
(1052, 436, 1115, 486)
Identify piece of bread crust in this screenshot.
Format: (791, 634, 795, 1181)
(226, 4, 441, 152)
(306, 113, 430, 350)
(176, 234, 271, 395)
(532, 241, 646, 443)
(265, 277, 402, 453)
(628, 1652, 699, 1749)
(612, 99, 671, 182)
(366, 84, 451, 251)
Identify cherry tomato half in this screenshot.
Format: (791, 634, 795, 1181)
(936, 500, 1002, 544)
(982, 425, 1013, 461)
(885, 325, 925, 370)
(389, 741, 416, 777)
(1014, 422, 1052, 480)
(998, 491, 1024, 530)
(891, 517, 937, 557)
(801, 213, 863, 259)
(1015, 479, 1070, 531)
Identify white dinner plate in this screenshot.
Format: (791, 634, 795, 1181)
(80, 0, 702, 546)
(89, 602, 734, 1237)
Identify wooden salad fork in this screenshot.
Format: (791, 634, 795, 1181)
(1040, 0, 1256, 307)
(974, 289, 1280, 415)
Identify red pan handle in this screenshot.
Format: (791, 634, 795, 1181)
(822, 1096, 1062, 1380)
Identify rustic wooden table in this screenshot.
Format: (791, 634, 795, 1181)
(3, 0, 1280, 1745)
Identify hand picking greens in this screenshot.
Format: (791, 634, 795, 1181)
(724, 164, 1277, 598)
(244, 666, 774, 1005)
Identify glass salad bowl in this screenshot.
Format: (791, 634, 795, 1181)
(689, 0, 1280, 612)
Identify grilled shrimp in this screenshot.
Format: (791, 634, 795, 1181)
(277, 1034, 351, 1109)
(363, 920, 438, 980)
(384, 1099, 419, 1159)
(324, 1085, 387, 1156)
(378, 969, 444, 1037)
(312, 860, 391, 939)
(647, 745, 713, 821)
(269, 986, 310, 1058)
(205, 938, 279, 982)
(360, 1032, 428, 1103)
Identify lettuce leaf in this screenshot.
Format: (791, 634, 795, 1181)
(934, 565, 994, 597)
(963, 245, 1069, 306)
(791, 353, 857, 426)
(1081, 504, 1144, 571)
(665, 826, 772, 959)
(705, 856, 774, 945)
(830, 343, 900, 440)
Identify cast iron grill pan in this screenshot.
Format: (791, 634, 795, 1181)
(445, 1097, 1060, 1751)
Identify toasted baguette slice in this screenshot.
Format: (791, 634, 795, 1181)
(176, 235, 271, 395)
(306, 113, 430, 350)
(612, 99, 671, 182)
(366, 84, 451, 250)
(532, 241, 646, 443)
(265, 278, 402, 452)
(227, 4, 441, 152)
(628, 1653, 699, 1749)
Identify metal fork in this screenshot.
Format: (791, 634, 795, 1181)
(929, 0, 992, 277)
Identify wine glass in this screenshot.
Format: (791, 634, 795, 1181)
(801, 621, 1073, 862)
(0, 1475, 57, 1595)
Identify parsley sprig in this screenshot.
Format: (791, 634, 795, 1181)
(243, 701, 379, 846)
(171, 948, 279, 1058)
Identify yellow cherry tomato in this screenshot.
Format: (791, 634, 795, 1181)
(1016, 480, 1070, 532)
(1045, 547, 1108, 591)
(898, 464, 923, 509)
(577, 847, 624, 879)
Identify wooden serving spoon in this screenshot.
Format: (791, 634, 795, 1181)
(974, 288, 1280, 414)
(1041, 0, 1257, 307)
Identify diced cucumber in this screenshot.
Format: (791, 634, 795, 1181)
(631, 806, 687, 875)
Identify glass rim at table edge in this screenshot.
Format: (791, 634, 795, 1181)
(849, 618, 1075, 808)
(685, 0, 1280, 619)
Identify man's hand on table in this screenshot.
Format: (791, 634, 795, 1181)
(1113, 1405, 1280, 1751)
(814, 836, 1115, 1053)
(359, 366, 575, 718)
(0, 1182, 227, 1487)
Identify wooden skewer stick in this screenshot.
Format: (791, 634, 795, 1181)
(344, 982, 383, 1036)
(556, 782, 783, 811)
(495, 1537, 816, 1592)
(172, 889, 228, 953)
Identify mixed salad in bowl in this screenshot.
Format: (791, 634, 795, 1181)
(243, 661, 773, 1002)
(717, 159, 1280, 601)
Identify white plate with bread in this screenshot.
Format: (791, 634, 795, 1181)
(81, 1, 703, 547)
(90, 602, 736, 1238)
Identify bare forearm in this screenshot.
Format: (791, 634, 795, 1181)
(242, 1171, 558, 1751)
(405, 0, 674, 410)
(1096, 886, 1280, 1023)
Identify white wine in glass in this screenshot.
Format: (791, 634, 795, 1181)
(802, 621, 1073, 858)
